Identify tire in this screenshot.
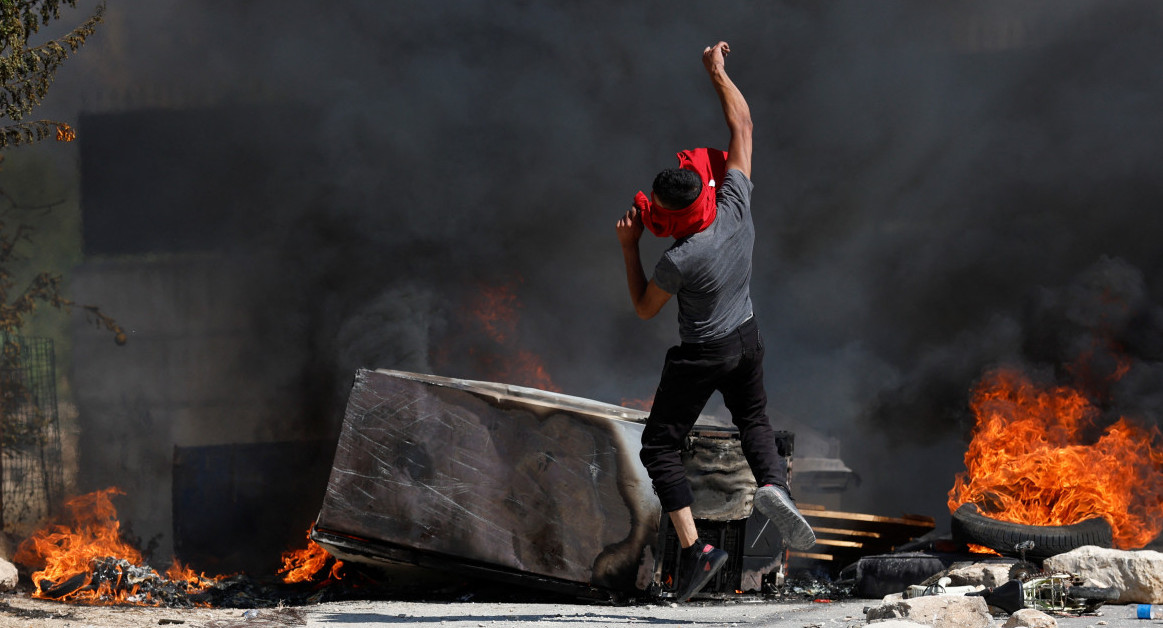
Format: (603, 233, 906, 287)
(950, 503, 1113, 561)
(1068, 585, 1119, 602)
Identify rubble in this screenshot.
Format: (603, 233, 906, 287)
(1043, 546, 1163, 604)
(1001, 608, 1058, 628)
(865, 593, 994, 628)
(904, 576, 983, 599)
(32, 557, 224, 607)
(940, 560, 1018, 588)
(0, 560, 16, 592)
(768, 576, 855, 602)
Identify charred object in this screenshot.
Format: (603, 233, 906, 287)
(311, 369, 794, 601)
(951, 503, 1114, 560)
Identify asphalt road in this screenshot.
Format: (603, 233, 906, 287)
(303, 599, 1151, 627)
(0, 593, 1156, 627)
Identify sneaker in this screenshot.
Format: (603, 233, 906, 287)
(673, 543, 728, 602)
(753, 485, 816, 550)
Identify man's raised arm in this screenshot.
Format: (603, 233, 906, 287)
(703, 42, 752, 178)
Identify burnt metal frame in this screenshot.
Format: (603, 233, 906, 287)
(312, 369, 790, 600)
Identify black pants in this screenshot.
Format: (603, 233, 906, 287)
(639, 317, 787, 513)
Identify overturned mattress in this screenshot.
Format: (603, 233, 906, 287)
(312, 369, 663, 595)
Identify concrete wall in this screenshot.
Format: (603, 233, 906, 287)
(69, 255, 318, 565)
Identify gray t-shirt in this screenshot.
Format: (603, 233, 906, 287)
(652, 169, 755, 343)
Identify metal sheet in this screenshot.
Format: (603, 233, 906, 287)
(313, 369, 661, 593)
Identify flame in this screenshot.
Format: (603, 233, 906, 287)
(278, 528, 343, 584)
(15, 488, 142, 601)
(465, 281, 561, 392)
(13, 488, 219, 605)
(621, 396, 654, 411)
(948, 367, 1163, 548)
(56, 123, 75, 142)
(163, 558, 219, 593)
(473, 283, 519, 344)
(967, 544, 1001, 556)
(507, 349, 560, 392)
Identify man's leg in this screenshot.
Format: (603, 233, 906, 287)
(640, 345, 728, 601)
(720, 324, 816, 550)
(639, 346, 718, 518)
(668, 506, 700, 548)
(667, 505, 727, 602)
(719, 324, 786, 488)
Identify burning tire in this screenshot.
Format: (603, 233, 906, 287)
(951, 503, 1113, 561)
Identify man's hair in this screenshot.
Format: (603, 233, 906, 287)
(652, 168, 702, 210)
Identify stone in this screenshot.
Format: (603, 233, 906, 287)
(0, 558, 17, 591)
(1043, 545, 1163, 604)
(866, 593, 994, 628)
(945, 560, 1017, 587)
(868, 622, 932, 627)
(1002, 608, 1058, 628)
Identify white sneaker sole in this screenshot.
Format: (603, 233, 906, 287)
(754, 486, 817, 550)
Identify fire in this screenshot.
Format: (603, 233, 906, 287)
(465, 281, 561, 392)
(13, 488, 220, 605)
(948, 367, 1163, 549)
(473, 283, 520, 344)
(278, 528, 343, 584)
(621, 396, 654, 411)
(56, 123, 75, 142)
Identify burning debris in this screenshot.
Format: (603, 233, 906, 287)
(13, 488, 224, 606)
(278, 528, 344, 585)
(34, 557, 218, 607)
(9, 488, 365, 608)
(948, 366, 1163, 552)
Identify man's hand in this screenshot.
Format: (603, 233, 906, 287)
(703, 41, 730, 74)
(617, 206, 672, 319)
(703, 41, 752, 179)
(616, 206, 644, 248)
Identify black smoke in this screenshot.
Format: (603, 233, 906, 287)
(47, 0, 1163, 536)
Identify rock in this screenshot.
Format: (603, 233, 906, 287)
(868, 622, 932, 627)
(0, 558, 17, 591)
(1043, 545, 1163, 604)
(945, 561, 1017, 588)
(866, 594, 994, 628)
(1002, 608, 1058, 627)
(881, 592, 905, 604)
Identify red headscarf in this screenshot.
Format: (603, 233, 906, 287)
(634, 148, 728, 239)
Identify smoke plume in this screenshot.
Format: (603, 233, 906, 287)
(42, 0, 1163, 542)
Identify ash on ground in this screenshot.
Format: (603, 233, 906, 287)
(767, 576, 856, 602)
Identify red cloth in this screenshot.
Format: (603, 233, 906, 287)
(635, 148, 728, 239)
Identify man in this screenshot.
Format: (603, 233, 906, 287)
(615, 41, 816, 602)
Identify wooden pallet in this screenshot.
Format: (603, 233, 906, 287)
(788, 504, 936, 573)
